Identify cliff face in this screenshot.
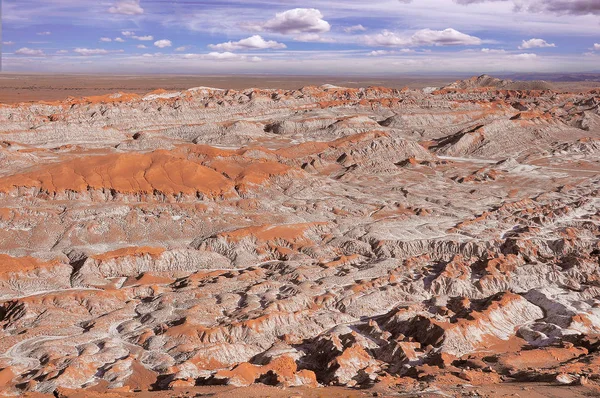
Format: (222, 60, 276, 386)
(0, 81, 599, 395)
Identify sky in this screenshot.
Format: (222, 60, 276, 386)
(2, 0, 600, 75)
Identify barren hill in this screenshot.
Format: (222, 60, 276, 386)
(444, 74, 556, 91)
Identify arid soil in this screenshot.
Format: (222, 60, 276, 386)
(0, 75, 599, 396)
(19, 382, 600, 397)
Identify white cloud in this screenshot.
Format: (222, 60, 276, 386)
(154, 40, 172, 48)
(137, 44, 148, 49)
(56, 50, 69, 54)
(204, 51, 242, 60)
(519, 38, 556, 49)
(368, 49, 414, 56)
(74, 48, 110, 56)
(100, 37, 112, 42)
(593, 43, 600, 50)
(364, 31, 407, 46)
(293, 33, 335, 43)
(134, 35, 154, 41)
(344, 25, 367, 33)
(481, 48, 507, 53)
(175, 46, 189, 52)
(15, 47, 44, 56)
(260, 8, 331, 35)
(184, 52, 263, 62)
(3, 41, 15, 46)
(364, 28, 481, 47)
(108, 0, 144, 15)
(37, 31, 51, 36)
(115, 37, 125, 43)
(180, 53, 200, 59)
(511, 53, 538, 59)
(122, 31, 135, 37)
(411, 28, 482, 46)
(209, 35, 286, 51)
(369, 50, 393, 56)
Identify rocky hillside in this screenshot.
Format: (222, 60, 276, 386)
(0, 78, 599, 396)
(444, 74, 556, 91)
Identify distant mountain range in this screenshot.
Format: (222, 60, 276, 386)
(500, 73, 600, 82)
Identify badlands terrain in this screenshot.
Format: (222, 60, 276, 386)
(0, 74, 598, 396)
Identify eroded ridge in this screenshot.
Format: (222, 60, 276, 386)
(0, 76, 599, 396)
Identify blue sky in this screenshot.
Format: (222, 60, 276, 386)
(3, 0, 600, 74)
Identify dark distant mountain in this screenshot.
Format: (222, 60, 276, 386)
(501, 73, 600, 83)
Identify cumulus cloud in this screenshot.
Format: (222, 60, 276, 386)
(593, 43, 600, 50)
(344, 25, 367, 33)
(209, 35, 286, 51)
(137, 44, 147, 49)
(175, 46, 189, 52)
(122, 31, 135, 37)
(365, 28, 481, 47)
(108, 0, 144, 15)
(519, 38, 556, 49)
(258, 8, 331, 35)
(100, 37, 112, 42)
(412, 28, 482, 46)
(154, 40, 172, 48)
(15, 47, 45, 56)
(115, 37, 125, 43)
(74, 48, 110, 56)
